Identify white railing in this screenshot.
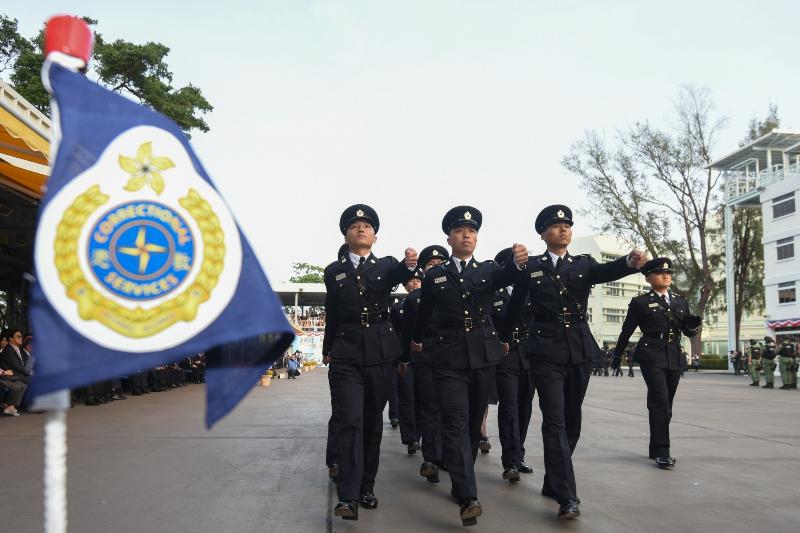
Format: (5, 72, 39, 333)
(724, 164, 793, 203)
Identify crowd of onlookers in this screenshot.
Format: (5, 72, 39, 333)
(1, 326, 206, 417)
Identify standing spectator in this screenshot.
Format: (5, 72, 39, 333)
(691, 353, 700, 372)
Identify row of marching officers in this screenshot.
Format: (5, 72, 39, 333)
(322, 202, 700, 527)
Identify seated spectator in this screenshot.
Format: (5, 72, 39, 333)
(287, 356, 300, 379)
(0, 328, 32, 385)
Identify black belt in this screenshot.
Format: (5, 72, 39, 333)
(440, 316, 490, 331)
(642, 331, 680, 343)
(342, 311, 390, 326)
(533, 312, 586, 325)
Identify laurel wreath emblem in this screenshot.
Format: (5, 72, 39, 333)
(53, 185, 226, 338)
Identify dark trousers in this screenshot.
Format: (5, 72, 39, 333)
(414, 362, 442, 463)
(329, 361, 395, 501)
(496, 351, 535, 469)
(397, 367, 420, 445)
(639, 366, 681, 458)
(434, 366, 495, 502)
(388, 372, 399, 420)
(531, 359, 590, 504)
(0, 378, 26, 406)
(326, 369, 339, 468)
(628, 362, 635, 377)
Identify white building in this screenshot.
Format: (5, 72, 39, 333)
(711, 129, 800, 344)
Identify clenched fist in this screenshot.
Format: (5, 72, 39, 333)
(513, 243, 529, 267)
(410, 340, 423, 352)
(628, 249, 647, 269)
(405, 247, 418, 269)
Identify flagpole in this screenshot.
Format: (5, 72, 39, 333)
(35, 16, 95, 533)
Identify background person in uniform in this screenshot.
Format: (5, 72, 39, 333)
(323, 204, 418, 521)
(491, 247, 536, 483)
(778, 338, 797, 389)
(761, 337, 777, 389)
(748, 340, 763, 386)
(410, 206, 527, 527)
(400, 245, 449, 484)
(511, 204, 645, 519)
(612, 258, 701, 469)
(389, 271, 423, 454)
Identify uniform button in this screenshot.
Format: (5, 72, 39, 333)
(563, 307, 567, 311)
(536, 281, 541, 284)
(389, 328, 392, 332)
(556, 275, 560, 279)
(537, 330, 541, 334)
(377, 276, 381, 280)
(565, 324, 570, 328)
(366, 324, 370, 328)
(464, 311, 469, 315)
(460, 279, 464, 283)
(364, 307, 368, 311)
(357, 276, 361, 279)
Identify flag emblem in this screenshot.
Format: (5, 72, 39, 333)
(36, 125, 243, 352)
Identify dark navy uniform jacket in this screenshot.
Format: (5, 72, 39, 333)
(411, 258, 523, 370)
(390, 296, 409, 363)
(491, 287, 533, 371)
(399, 288, 442, 365)
(323, 253, 415, 366)
(613, 289, 699, 371)
(512, 251, 636, 365)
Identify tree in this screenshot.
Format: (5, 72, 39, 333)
(710, 104, 778, 345)
(0, 14, 212, 134)
(289, 262, 324, 284)
(562, 86, 727, 355)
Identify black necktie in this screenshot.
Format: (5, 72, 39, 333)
(358, 256, 366, 269)
(660, 294, 668, 306)
(460, 260, 467, 272)
(555, 257, 563, 271)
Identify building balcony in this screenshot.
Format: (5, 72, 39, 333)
(722, 163, 800, 204)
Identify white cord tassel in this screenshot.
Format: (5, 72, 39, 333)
(44, 409, 67, 533)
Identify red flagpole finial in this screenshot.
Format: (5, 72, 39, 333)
(44, 15, 93, 67)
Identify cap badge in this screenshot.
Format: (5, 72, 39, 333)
(464, 211, 472, 220)
(557, 209, 565, 218)
(432, 250, 439, 256)
(356, 209, 364, 217)
(662, 262, 669, 269)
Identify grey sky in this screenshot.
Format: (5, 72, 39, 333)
(13, 1, 800, 281)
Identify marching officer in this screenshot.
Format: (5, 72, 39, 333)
(326, 244, 350, 480)
(510, 205, 645, 519)
(410, 206, 527, 527)
(389, 271, 424, 454)
(612, 258, 701, 469)
(491, 247, 536, 483)
(400, 245, 450, 484)
(761, 337, 777, 389)
(323, 204, 418, 520)
(779, 338, 797, 389)
(748, 339, 763, 387)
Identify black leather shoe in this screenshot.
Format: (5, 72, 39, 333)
(328, 463, 340, 479)
(655, 457, 675, 469)
(479, 437, 491, 455)
(502, 466, 520, 482)
(558, 499, 580, 519)
(407, 443, 417, 455)
(749, 382, 759, 386)
(459, 498, 482, 526)
(518, 461, 533, 474)
(359, 492, 378, 509)
(420, 461, 439, 483)
(390, 418, 400, 428)
(763, 383, 774, 388)
(333, 501, 358, 520)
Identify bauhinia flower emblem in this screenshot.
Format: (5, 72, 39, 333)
(119, 142, 175, 195)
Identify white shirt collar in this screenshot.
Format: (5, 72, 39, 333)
(653, 289, 670, 303)
(349, 251, 370, 269)
(453, 256, 473, 273)
(547, 251, 566, 265)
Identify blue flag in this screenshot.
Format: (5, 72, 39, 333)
(30, 61, 294, 426)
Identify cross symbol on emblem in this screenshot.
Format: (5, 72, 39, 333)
(464, 211, 472, 220)
(557, 210, 565, 218)
(662, 262, 669, 269)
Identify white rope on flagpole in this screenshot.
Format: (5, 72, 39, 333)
(43, 408, 67, 533)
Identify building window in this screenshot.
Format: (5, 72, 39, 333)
(604, 282, 621, 296)
(777, 237, 795, 261)
(587, 308, 593, 322)
(603, 308, 626, 323)
(601, 253, 620, 263)
(772, 192, 796, 219)
(778, 282, 796, 304)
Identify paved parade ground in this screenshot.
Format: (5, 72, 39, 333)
(1, 368, 798, 533)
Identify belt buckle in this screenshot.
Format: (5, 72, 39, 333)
(560, 312, 572, 326)
(464, 317, 474, 331)
(361, 312, 370, 326)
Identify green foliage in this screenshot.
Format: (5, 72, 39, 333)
(289, 262, 324, 283)
(0, 14, 211, 134)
